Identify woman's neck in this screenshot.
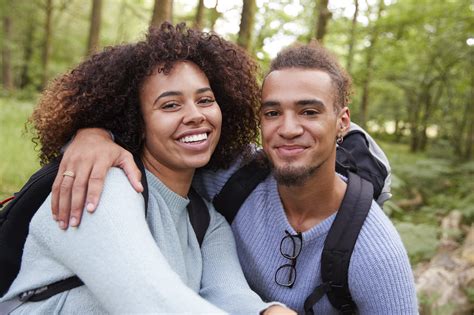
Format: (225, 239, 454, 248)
(141, 150, 194, 198)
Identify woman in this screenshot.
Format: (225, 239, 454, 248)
(0, 23, 292, 314)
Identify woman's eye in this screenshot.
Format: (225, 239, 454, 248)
(198, 97, 215, 106)
(161, 102, 180, 110)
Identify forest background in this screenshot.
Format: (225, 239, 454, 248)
(0, 0, 473, 313)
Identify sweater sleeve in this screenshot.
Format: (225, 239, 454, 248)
(30, 168, 226, 314)
(199, 203, 281, 314)
(348, 203, 418, 315)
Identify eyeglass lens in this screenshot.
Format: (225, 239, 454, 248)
(280, 233, 302, 259)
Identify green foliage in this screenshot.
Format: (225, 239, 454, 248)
(395, 222, 438, 264)
(0, 97, 39, 198)
(379, 140, 473, 264)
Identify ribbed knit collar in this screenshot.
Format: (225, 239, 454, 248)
(145, 169, 190, 212)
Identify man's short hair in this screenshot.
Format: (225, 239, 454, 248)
(268, 41, 352, 111)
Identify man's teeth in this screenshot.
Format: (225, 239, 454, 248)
(179, 133, 208, 143)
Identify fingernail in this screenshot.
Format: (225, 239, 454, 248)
(70, 217, 78, 227)
(138, 182, 144, 191)
(86, 202, 95, 213)
(58, 221, 66, 230)
(53, 214, 58, 221)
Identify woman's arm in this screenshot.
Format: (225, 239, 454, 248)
(199, 203, 293, 315)
(31, 168, 226, 314)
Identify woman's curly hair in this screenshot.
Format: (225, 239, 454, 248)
(31, 23, 260, 169)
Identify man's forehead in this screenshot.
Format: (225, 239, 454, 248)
(261, 68, 335, 105)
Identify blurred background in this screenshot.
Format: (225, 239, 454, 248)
(0, 0, 473, 313)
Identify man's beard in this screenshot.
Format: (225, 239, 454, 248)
(270, 162, 318, 187)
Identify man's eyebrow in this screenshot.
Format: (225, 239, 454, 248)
(261, 100, 280, 108)
(261, 99, 326, 109)
(296, 99, 325, 107)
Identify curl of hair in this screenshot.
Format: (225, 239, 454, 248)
(31, 23, 260, 169)
(268, 41, 352, 110)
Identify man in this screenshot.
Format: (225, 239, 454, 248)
(52, 43, 418, 314)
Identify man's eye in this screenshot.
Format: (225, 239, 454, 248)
(264, 111, 279, 117)
(302, 109, 319, 116)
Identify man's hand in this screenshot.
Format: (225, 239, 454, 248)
(52, 128, 142, 229)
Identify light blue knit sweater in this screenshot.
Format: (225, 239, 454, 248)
(1, 168, 274, 314)
(194, 158, 419, 315)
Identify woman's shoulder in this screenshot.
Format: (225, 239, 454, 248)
(30, 167, 144, 236)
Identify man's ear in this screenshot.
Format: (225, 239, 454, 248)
(338, 107, 351, 134)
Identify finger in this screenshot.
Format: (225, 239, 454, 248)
(57, 174, 74, 229)
(120, 152, 143, 193)
(69, 166, 92, 227)
(85, 162, 110, 213)
(51, 164, 66, 221)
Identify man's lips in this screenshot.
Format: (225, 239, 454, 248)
(275, 145, 307, 157)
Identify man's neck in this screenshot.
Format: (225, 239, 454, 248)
(277, 164, 347, 232)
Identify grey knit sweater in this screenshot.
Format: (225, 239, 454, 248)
(1, 168, 274, 314)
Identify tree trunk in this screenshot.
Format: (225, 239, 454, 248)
(150, 0, 173, 28)
(358, 0, 384, 129)
(41, 0, 53, 89)
(346, 0, 359, 74)
(464, 108, 474, 160)
(194, 0, 205, 29)
(20, 16, 36, 88)
(86, 0, 102, 56)
(237, 0, 256, 51)
(315, 0, 331, 43)
(405, 90, 421, 152)
(2, 2, 14, 91)
(464, 52, 474, 160)
(209, 1, 220, 31)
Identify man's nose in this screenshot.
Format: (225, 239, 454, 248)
(278, 113, 304, 139)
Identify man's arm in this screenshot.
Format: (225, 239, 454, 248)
(53, 128, 141, 229)
(349, 203, 418, 314)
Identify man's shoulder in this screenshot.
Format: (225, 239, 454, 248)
(353, 201, 408, 261)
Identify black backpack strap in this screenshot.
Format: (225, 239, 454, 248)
(187, 188, 210, 247)
(22, 276, 84, 302)
(304, 172, 373, 315)
(212, 158, 270, 224)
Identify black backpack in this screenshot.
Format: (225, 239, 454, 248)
(0, 156, 210, 306)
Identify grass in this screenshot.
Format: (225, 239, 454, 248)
(0, 97, 40, 199)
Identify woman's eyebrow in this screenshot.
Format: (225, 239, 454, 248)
(153, 91, 182, 105)
(196, 87, 212, 94)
